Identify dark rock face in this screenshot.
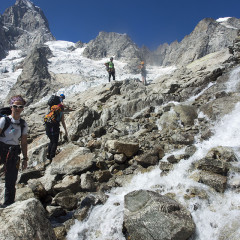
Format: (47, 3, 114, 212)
(0, 17, 11, 60)
(229, 29, 240, 63)
(0, 0, 55, 58)
(6, 44, 54, 105)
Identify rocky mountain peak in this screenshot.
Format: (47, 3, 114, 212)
(82, 31, 144, 74)
(217, 17, 240, 29)
(151, 17, 240, 66)
(192, 18, 217, 34)
(83, 31, 141, 61)
(15, 0, 35, 9)
(5, 44, 54, 106)
(1, 0, 55, 53)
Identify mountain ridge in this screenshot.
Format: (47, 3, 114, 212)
(1, 0, 240, 67)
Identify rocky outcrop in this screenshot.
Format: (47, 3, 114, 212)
(1, 0, 55, 57)
(123, 190, 195, 240)
(83, 32, 141, 60)
(0, 198, 56, 240)
(6, 44, 55, 105)
(50, 144, 95, 175)
(229, 29, 240, 64)
(192, 146, 238, 192)
(0, 17, 11, 60)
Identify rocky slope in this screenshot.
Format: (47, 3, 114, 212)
(0, 32, 240, 239)
(1, 1, 240, 240)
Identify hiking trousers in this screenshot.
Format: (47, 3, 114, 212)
(45, 123, 60, 160)
(47, 133, 59, 160)
(0, 142, 20, 205)
(108, 71, 115, 82)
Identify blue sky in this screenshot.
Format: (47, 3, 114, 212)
(1, 0, 240, 49)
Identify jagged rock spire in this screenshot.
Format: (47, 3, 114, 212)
(15, 0, 35, 9)
(1, 0, 55, 52)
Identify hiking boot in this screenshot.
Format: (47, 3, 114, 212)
(44, 159, 52, 168)
(0, 204, 7, 208)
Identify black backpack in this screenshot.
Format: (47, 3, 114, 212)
(48, 95, 61, 107)
(0, 107, 12, 117)
(0, 107, 25, 137)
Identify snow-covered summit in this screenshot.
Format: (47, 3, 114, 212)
(216, 17, 239, 29)
(216, 17, 232, 23)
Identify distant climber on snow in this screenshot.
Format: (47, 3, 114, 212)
(104, 57, 115, 82)
(139, 61, 147, 85)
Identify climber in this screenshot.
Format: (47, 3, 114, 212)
(0, 95, 28, 207)
(105, 57, 115, 82)
(44, 103, 68, 162)
(139, 61, 147, 85)
(59, 94, 65, 103)
(48, 93, 66, 108)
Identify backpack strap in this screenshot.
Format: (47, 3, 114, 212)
(0, 117, 11, 137)
(0, 117, 26, 137)
(20, 119, 26, 136)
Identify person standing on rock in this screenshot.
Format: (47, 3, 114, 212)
(105, 57, 115, 82)
(0, 95, 28, 207)
(139, 61, 147, 85)
(44, 103, 68, 162)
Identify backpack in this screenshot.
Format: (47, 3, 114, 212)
(0, 107, 25, 137)
(0, 107, 12, 117)
(105, 61, 114, 72)
(104, 62, 109, 71)
(44, 104, 64, 125)
(47, 95, 61, 107)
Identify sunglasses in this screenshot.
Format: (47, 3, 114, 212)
(12, 105, 24, 109)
